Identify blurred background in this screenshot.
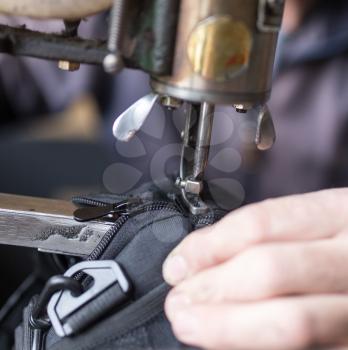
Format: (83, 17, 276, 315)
(1, 0, 348, 346)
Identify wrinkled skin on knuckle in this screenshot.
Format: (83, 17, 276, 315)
(222, 202, 272, 246)
(177, 271, 222, 303)
(255, 303, 313, 350)
(202, 313, 244, 350)
(245, 201, 274, 241)
(303, 190, 348, 235)
(237, 246, 284, 299)
(278, 304, 314, 350)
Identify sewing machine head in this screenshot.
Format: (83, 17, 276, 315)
(110, 0, 284, 214)
(0, 0, 284, 214)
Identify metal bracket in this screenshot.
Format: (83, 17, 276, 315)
(176, 103, 214, 215)
(0, 193, 113, 257)
(257, 0, 285, 32)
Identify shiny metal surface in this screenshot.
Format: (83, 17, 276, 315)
(103, 0, 126, 73)
(112, 93, 159, 142)
(193, 102, 215, 179)
(255, 104, 276, 150)
(176, 103, 214, 215)
(113, 0, 283, 213)
(187, 16, 252, 82)
(151, 0, 281, 106)
(0, 193, 112, 257)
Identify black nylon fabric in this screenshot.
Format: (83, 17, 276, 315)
(16, 189, 226, 350)
(47, 284, 176, 350)
(101, 211, 190, 298)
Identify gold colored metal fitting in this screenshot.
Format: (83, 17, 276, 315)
(160, 96, 183, 109)
(187, 16, 252, 82)
(233, 103, 253, 113)
(58, 60, 80, 71)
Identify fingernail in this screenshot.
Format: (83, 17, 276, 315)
(172, 310, 199, 340)
(166, 291, 191, 315)
(163, 255, 188, 285)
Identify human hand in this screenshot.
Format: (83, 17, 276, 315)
(163, 189, 348, 350)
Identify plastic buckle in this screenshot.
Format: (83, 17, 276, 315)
(30, 276, 83, 330)
(47, 260, 131, 337)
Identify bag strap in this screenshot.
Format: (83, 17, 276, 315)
(49, 283, 169, 350)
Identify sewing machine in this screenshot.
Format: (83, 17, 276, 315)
(0, 0, 284, 254)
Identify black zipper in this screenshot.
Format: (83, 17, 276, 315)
(75, 198, 183, 262)
(40, 196, 225, 348)
(191, 209, 227, 228)
(72, 196, 111, 208)
(73, 195, 225, 261)
(86, 214, 129, 262)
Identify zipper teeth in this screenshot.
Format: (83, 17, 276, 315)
(72, 196, 109, 208)
(192, 210, 226, 227)
(130, 201, 179, 215)
(74, 195, 224, 258)
(86, 214, 129, 261)
(87, 201, 180, 261)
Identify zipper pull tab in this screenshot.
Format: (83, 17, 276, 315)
(73, 201, 129, 222)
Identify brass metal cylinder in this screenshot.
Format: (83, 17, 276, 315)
(151, 0, 282, 107)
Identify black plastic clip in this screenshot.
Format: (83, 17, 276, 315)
(47, 260, 131, 337)
(30, 276, 83, 330)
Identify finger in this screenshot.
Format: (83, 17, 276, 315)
(163, 189, 348, 285)
(166, 295, 348, 350)
(168, 239, 348, 303)
(313, 347, 348, 350)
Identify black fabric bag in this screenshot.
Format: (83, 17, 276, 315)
(14, 187, 226, 350)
